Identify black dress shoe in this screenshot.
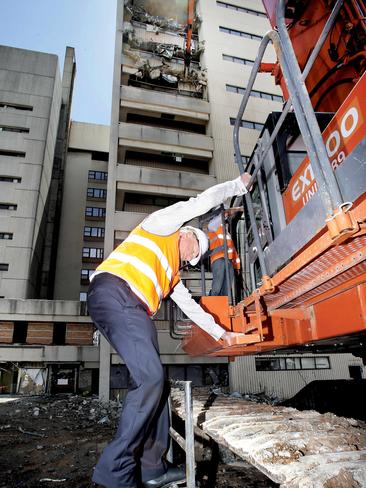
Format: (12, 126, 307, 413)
(143, 466, 186, 488)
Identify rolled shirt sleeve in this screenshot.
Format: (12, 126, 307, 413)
(142, 176, 247, 235)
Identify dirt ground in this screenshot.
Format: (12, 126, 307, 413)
(0, 394, 277, 488)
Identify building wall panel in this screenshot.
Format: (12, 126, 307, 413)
(229, 354, 366, 400)
(26, 322, 53, 345)
(0, 321, 14, 343)
(65, 323, 94, 345)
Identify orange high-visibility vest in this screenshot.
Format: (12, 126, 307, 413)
(95, 225, 181, 314)
(208, 224, 240, 270)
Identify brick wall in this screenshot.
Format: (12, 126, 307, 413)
(26, 323, 53, 345)
(65, 323, 94, 345)
(0, 322, 14, 343)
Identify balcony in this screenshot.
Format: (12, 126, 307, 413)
(0, 299, 91, 321)
(0, 345, 98, 363)
(120, 85, 210, 121)
(119, 122, 214, 159)
(116, 164, 216, 195)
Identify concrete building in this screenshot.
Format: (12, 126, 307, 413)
(0, 45, 75, 299)
(0, 46, 98, 396)
(53, 122, 109, 302)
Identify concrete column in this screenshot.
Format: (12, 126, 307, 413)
(98, 335, 111, 400)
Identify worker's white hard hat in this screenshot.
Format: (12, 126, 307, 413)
(181, 226, 209, 266)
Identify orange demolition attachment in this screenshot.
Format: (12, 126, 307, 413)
(182, 0, 366, 360)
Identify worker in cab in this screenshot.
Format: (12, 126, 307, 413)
(208, 212, 241, 297)
(87, 173, 251, 488)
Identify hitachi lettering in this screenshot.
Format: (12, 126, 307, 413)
(283, 75, 365, 223)
(291, 163, 315, 202)
(326, 106, 358, 170)
(291, 106, 359, 203)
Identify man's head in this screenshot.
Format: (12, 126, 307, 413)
(179, 226, 208, 266)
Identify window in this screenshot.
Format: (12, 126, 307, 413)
(87, 187, 107, 199)
(219, 26, 263, 41)
(88, 170, 108, 181)
(0, 176, 21, 183)
(0, 203, 17, 210)
(226, 85, 283, 102)
(256, 356, 330, 371)
(230, 118, 264, 130)
(82, 247, 104, 259)
(0, 102, 33, 111)
(91, 151, 109, 162)
(81, 269, 94, 280)
(85, 206, 106, 218)
(217, 1, 267, 17)
(0, 149, 25, 158)
(222, 54, 254, 66)
(84, 226, 105, 238)
(0, 263, 9, 271)
(0, 126, 29, 134)
(250, 89, 283, 103)
(80, 292, 88, 302)
(0, 233, 13, 240)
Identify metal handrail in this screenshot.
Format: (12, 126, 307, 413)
(246, 0, 344, 191)
(233, 32, 274, 278)
(219, 205, 234, 306)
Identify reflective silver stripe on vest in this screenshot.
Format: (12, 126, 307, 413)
(108, 251, 163, 301)
(124, 233, 173, 282)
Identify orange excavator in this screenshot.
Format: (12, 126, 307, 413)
(181, 0, 366, 362)
(184, 0, 195, 71)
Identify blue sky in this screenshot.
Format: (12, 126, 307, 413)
(0, 0, 117, 125)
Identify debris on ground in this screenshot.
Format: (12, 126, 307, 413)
(0, 394, 277, 488)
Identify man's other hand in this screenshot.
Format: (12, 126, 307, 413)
(220, 331, 247, 347)
(240, 172, 251, 190)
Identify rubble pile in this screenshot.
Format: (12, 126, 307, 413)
(0, 395, 122, 488)
(125, 1, 201, 35)
(8, 394, 122, 426)
(121, 7, 206, 97)
(208, 387, 281, 405)
(0, 393, 275, 488)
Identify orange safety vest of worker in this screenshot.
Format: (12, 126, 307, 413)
(95, 225, 181, 314)
(208, 224, 240, 270)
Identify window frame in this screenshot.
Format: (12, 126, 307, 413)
(217, 1, 267, 17)
(230, 117, 264, 131)
(88, 170, 108, 181)
(255, 356, 331, 371)
(219, 26, 263, 41)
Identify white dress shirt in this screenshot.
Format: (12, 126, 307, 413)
(142, 176, 247, 341)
